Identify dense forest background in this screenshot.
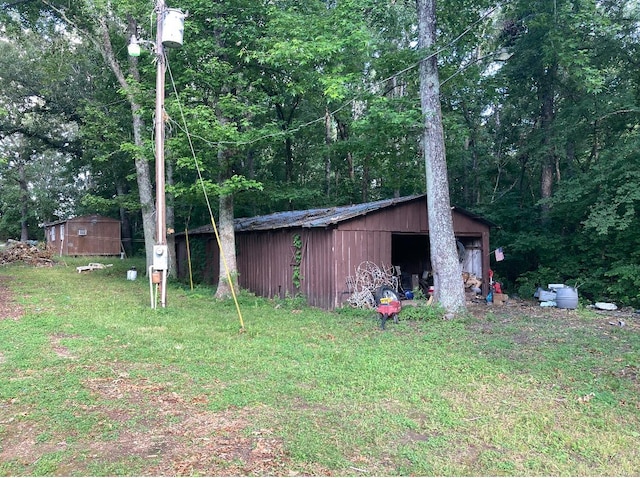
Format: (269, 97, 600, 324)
(1, 0, 639, 306)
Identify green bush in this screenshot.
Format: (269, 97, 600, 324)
(400, 302, 445, 321)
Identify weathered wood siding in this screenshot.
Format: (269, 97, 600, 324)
(44, 215, 121, 256)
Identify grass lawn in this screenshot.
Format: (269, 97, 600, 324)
(1, 257, 639, 476)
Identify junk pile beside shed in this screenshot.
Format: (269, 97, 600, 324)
(345, 261, 399, 309)
(535, 283, 579, 309)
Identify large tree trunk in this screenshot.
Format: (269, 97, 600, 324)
(213, 108, 239, 298)
(131, 110, 156, 269)
(417, 0, 466, 315)
(539, 64, 557, 224)
(214, 192, 239, 298)
(116, 181, 133, 257)
(98, 17, 156, 269)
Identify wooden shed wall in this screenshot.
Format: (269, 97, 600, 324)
(45, 224, 63, 255)
(45, 216, 121, 256)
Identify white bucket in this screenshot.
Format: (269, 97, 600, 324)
(556, 287, 578, 309)
(127, 269, 137, 281)
(162, 9, 185, 49)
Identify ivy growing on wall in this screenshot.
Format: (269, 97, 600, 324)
(292, 234, 304, 290)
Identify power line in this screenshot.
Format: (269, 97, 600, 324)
(163, 5, 500, 149)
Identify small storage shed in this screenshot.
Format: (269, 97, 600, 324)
(175, 194, 495, 310)
(43, 215, 122, 256)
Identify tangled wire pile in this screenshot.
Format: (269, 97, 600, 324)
(346, 261, 399, 309)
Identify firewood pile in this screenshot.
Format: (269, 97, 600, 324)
(462, 272, 482, 290)
(0, 240, 55, 267)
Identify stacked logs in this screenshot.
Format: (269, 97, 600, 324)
(0, 240, 55, 267)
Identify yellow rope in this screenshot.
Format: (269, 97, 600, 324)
(207, 210, 245, 330)
(167, 59, 245, 331)
(185, 227, 194, 291)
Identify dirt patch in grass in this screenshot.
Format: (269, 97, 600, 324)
(464, 298, 640, 394)
(465, 299, 640, 341)
(49, 333, 80, 360)
(1, 367, 295, 476)
(0, 276, 295, 476)
(0, 275, 24, 320)
(83, 370, 294, 476)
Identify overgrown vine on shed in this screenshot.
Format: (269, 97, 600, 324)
(292, 234, 304, 289)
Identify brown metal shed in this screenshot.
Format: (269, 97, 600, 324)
(175, 194, 495, 309)
(43, 215, 122, 256)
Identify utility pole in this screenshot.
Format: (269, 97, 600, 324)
(152, 0, 169, 308)
(129, 1, 184, 308)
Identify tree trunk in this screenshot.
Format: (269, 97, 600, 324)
(539, 65, 557, 224)
(98, 16, 155, 269)
(132, 112, 156, 270)
(417, 0, 466, 314)
(214, 192, 239, 298)
(325, 107, 332, 197)
(166, 157, 176, 278)
(18, 161, 29, 242)
(213, 109, 239, 298)
(116, 181, 133, 257)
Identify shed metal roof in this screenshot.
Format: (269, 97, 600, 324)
(182, 194, 495, 235)
(42, 214, 121, 228)
(236, 195, 424, 231)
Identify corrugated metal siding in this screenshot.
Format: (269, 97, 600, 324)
(237, 229, 298, 299)
(453, 213, 488, 234)
(239, 228, 329, 303)
(174, 196, 493, 309)
(300, 229, 333, 309)
(332, 229, 392, 308)
(338, 200, 428, 232)
(175, 236, 219, 285)
(204, 238, 220, 284)
(176, 235, 188, 279)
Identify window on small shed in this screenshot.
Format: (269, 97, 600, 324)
(78, 228, 87, 236)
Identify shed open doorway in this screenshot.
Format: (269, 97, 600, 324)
(392, 233, 485, 296)
(391, 233, 431, 294)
